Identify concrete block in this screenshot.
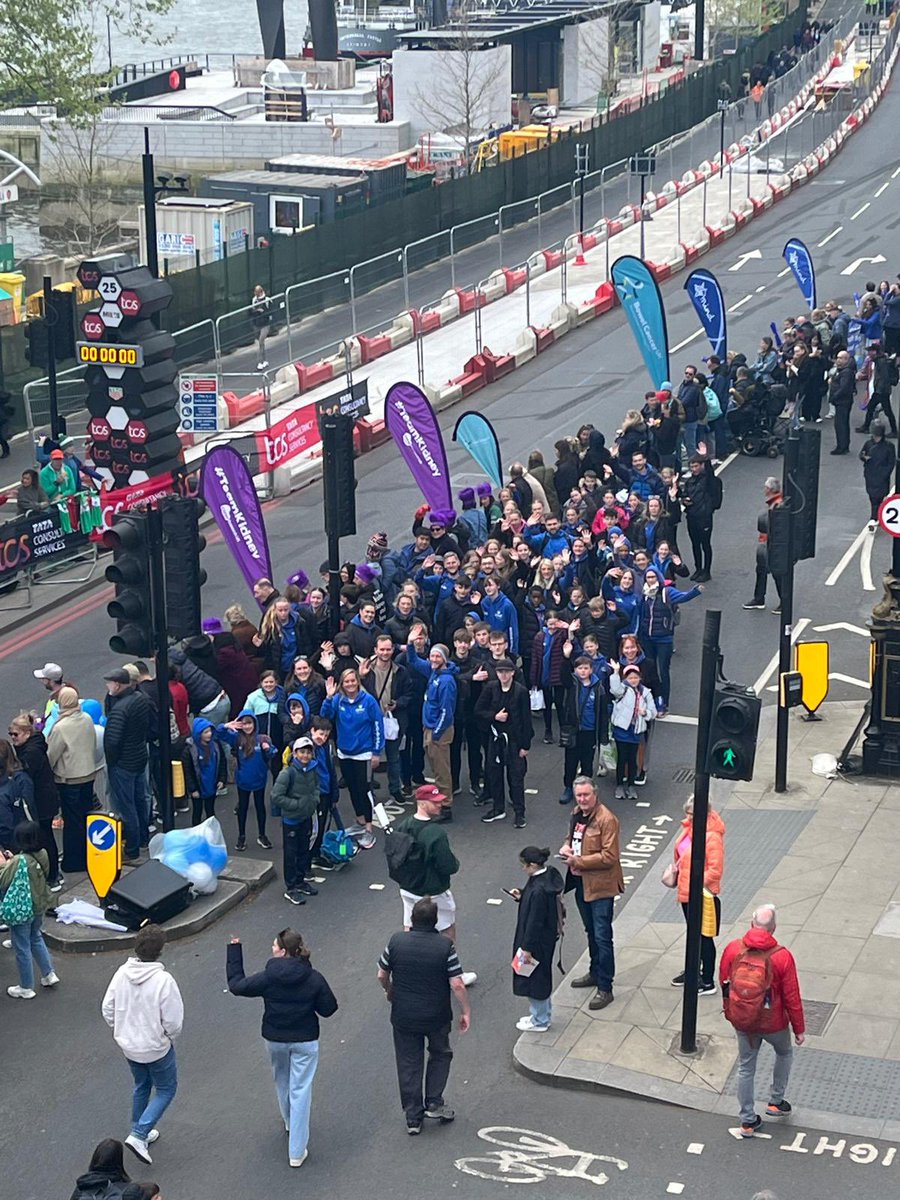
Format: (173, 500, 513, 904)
(514, 327, 538, 366)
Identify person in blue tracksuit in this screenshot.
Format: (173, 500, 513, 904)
(405, 639, 459, 817)
(309, 715, 344, 865)
(216, 710, 277, 852)
(601, 568, 640, 634)
(321, 668, 384, 848)
(521, 513, 573, 559)
(480, 575, 519, 655)
(636, 567, 703, 714)
(182, 717, 226, 825)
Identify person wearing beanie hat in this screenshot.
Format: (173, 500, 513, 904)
(202, 617, 225, 636)
(456, 488, 488, 550)
(366, 531, 389, 561)
(286, 569, 310, 594)
(474, 656, 533, 827)
(413, 506, 464, 558)
(406, 634, 459, 815)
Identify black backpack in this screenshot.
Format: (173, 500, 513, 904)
(383, 821, 426, 890)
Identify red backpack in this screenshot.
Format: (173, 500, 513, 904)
(724, 941, 777, 1033)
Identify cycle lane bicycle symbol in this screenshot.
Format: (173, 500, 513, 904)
(454, 1126, 629, 1186)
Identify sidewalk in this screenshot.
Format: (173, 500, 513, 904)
(514, 700, 900, 1140)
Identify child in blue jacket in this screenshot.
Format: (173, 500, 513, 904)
(182, 717, 227, 825)
(216, 709, 277, 851)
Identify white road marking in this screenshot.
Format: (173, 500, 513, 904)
(728, 249, 763, 271)
(753, 617, 811, 695)
(840, 253, 886, 276)
(893, 166, 900, 179)
(454, 1127, 629, 1185)
(824, 526, 870, 586)
(755, 285, 766, 293)
(671, 329, 704, 353)
(686, 1142, 705, 1155)
(850, 202, 871, 220)
(861, 530, 874, 591)
(813, 621, 870, 636)
(728, 294, 753, 312)
(635, 801, 650, 807)
(828, 672, 870, 689)
(816, 225, 843, 247)
(714, 451, 738, 476)
(659, 714, 700, 725)
(729, 1127, 773, 1140)
(368, 883, 385, 890)
(874, 180, 891, 197)
(486, 898, 503, 905)
(652, 815, 673, 825)
(667, 1185, 685, 1195)
(777, 266, 791, 277)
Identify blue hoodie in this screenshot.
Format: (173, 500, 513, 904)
(215, 709, 276, 790)
(313, 740, 338, 798)
(406, 648, 458, 739)
(481, 591, 519, 654)
(189, 717, 221, 798)
(522, 524, 572, 559)
(320, 690, 385, 757)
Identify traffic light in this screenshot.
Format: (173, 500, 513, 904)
(705, 681, 761, 781)
(104, 511, 154, 656)
(793, 426, 820, 562)
(160, 496, 207, 640)
(45, 289, 77, 360)
(24, 318, 49, 369)
(322, 413, 357, 538)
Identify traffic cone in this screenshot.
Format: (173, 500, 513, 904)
(574, 235, 586, 267)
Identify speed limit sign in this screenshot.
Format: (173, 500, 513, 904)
(878, 493, 900, 537)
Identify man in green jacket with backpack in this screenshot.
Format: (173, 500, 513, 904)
(272, 738, 321, 905)
(384, 784, 476, 987)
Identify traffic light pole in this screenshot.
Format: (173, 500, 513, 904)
(680, 607, 721, 1055)
(147, 507, 174, 832)
(322, 416, 343, 640)
(42, 275, 60, 440)
(774, 431, 800, 794)
(143, 128, 160, 283)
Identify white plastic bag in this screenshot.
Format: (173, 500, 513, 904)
(529, 687, 545, 712)
(383, 713, 400, 741)
(810, 753, 838, 779)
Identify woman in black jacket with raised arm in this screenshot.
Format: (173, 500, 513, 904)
(227, 929, 338, 1169)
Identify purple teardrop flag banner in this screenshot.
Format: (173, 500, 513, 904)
(384, 381, 452, 512)
(200, 444, 273, 603)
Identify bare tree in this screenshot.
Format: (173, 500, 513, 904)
(42, 115, 122, 254)
(412, 3, 510, 173)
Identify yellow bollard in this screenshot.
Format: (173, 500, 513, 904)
(171, 759, 186, 799)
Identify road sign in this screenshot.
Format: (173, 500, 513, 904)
(0, 240, 13, 271)
(86, 814, 123, 899)
(98, 275, 123, 303)
(179, 373, 219, 432)
(794, 640, 829, 714)
(878, 493, 900, 537)
(0, 184, 18, 204)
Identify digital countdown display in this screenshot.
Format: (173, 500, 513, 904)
(76, 341, 145, 367)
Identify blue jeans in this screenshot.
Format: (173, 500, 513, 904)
(109, 765, 149, 857)
(10, 915, 53, 990)
(736, 1028, 793, 1124)
(529, 996, 552, 1027)
(682, 421, 699, 457)
(647, 639, 674, 708)
(267, 1039, 319, 1161)
(128, 1045, 178, 1140)
(573, 878, 615, 992)
(707, 415, 729, 459)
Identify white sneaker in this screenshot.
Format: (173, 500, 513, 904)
(516, 1015, 551, 1032)
(2, 939, 11, 949)
(7, 985, 36, 999)
(358, 830, 377, 850)
(289, 1151, 308, 1167)
(148, 1129, 160, 1144)
(461, 971, 478, 987)
(40, 971, 60, 987)
(125, 1134, 152, 1164)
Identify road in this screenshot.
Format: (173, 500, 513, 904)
(2, 47, 899, 1200)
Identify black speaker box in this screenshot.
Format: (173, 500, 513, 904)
(104, 860, 192, 930)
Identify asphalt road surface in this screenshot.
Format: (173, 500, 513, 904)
(2, 51, 899, 1200)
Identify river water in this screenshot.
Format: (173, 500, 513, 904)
(107, 0, 310, 61)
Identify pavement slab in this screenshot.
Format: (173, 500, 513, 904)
(514, 701, 900, 1137)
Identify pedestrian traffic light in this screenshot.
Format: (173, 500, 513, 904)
(793, 426, 820, 562)
(160, 495, 207, 640)
(45, 289, 77, 360)
(705, 681, 761, 781)
(322, 413, 357, 539)
(104, 511, 154, 656)
(24, 318, 49, 369)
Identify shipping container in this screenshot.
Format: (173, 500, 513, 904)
(265, 152, 408, 204)
(200, 169, 368, 233)
(138, 197, 255, 270)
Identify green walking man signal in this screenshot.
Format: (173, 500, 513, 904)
(721, 747, 736, 769)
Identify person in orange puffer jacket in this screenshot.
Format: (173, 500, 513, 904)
(669, 797, 725, 994)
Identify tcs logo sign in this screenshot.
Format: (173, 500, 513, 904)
(0, 534, 31, 573)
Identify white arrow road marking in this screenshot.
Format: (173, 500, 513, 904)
(728, 249, 763, 271)
(813, 622, 870, 636)
(841, 253, 886, 275)
(817, 225, 843, 247)
(824, 525, 876, 590)
(90, 823, 113, 846)
(728, 1127, 773, 1141)
(652, 815, 674, 825)
(753, 618, 811, 695)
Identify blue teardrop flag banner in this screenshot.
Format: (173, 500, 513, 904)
(453, 411, 503, 490)
(684, 269, 727, 360)
(783, 238, 816, 311)
(611, 255, 670, 389)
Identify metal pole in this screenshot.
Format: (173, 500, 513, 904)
(774, 431, 799, 793)
(639, 174, 646, 259)
(142, 128, 159, 280)
(147, 507, 174, 833)
(680, 607, 721, 1055)
(449, 226, 456, 292)
(402, 246, 410, 312)
(694, 0, 705, 62)
(322, 416, 343, 641)
(42, 276, 60, 440)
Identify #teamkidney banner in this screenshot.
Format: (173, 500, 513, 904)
(684, 269, 727, 360)
(611, 255, 671, 389)
(384, 381, 452, 513)
(783, 238, 816, 311)
(200, 444, 273, 600)
(453, 411, 503, 490)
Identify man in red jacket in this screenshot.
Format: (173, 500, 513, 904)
(719, 903, 805, 1137)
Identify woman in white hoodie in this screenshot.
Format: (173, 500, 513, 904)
(101, 924, 184, 1168)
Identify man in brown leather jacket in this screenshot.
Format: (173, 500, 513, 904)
(559, 776, 624, 1011)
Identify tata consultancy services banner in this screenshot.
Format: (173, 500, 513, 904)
(255, 402, 321, 470)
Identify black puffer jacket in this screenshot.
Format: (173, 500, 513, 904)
(15, 730, 59, 821)
(104, 687, 151, 772)
(168, 647, 221, 712)
(227, 943, 338, 1042)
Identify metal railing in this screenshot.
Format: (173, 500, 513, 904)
(101, 104, 236, 122)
